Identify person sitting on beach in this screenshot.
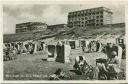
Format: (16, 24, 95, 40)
(93, 51, 120, 80)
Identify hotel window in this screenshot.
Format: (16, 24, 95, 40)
(85, 17, 87, 19)
(81, 13, 84, 16)
(96, 16, 99, 18)
(96, 20, 99, 22)
(100, 19, 103, 22)
(100, 11, 103, 14)
(100, 15, 103, 18)
(96, 12, 99, 14)
(92, 12, 95, 15)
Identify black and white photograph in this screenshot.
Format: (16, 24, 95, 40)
(1, 83, 127, 84)
(2, 1, 126, 81)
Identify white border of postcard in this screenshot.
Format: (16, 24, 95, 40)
(0, 0, 128, 83)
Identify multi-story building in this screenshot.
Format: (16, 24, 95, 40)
(16, 22, 47, 33)
(47, 24, 67, 32)
(67, 7, 113, 28)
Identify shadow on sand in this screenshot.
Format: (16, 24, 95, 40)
(70, 69, 82, 75)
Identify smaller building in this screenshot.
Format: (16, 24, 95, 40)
(47, 24, 67, 32)
(16, 22, 47, 33)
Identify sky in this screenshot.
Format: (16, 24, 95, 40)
(3, 2, 125, 34)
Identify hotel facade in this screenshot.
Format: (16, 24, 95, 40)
(67, 7, 113, 28)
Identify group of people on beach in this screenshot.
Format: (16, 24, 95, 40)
(74, 42, 125, 80)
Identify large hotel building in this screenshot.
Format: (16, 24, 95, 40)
(67, 7, 113, 28)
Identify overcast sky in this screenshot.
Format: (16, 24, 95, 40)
(3, 2, 125, 34)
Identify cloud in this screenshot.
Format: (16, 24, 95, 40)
(3, 4, 38, 34)
(15, 5, 67, 24)
(41, 5, 67, 25)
